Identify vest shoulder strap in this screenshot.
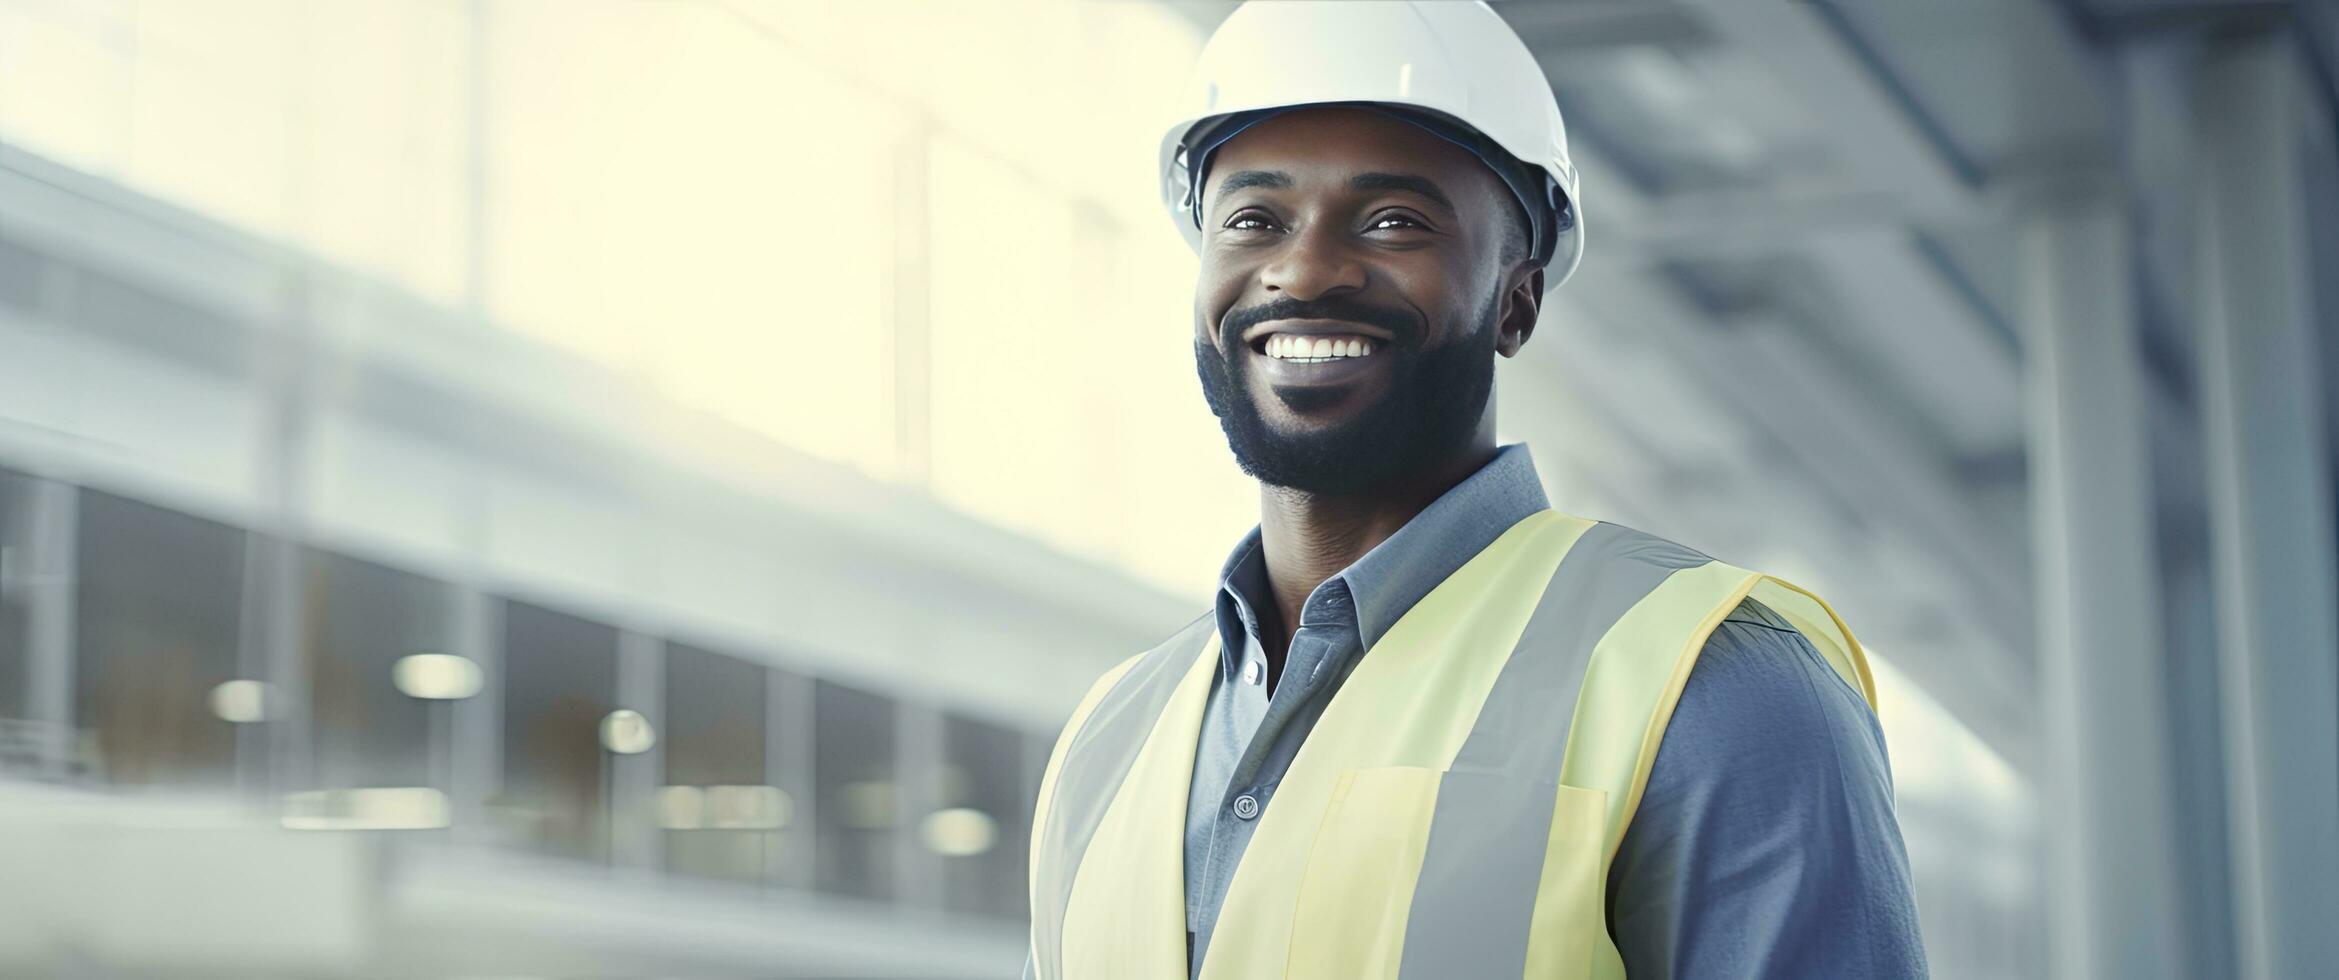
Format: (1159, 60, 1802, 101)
(1556, 554, 1878, 867)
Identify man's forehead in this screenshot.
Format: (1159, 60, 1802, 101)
(1207, 106, 1489, 189)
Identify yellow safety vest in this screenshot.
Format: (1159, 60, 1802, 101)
(1026, 510, 1876, 979)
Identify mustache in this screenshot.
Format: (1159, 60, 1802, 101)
(1217, 296, 1420, 351)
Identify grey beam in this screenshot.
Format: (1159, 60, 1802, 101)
(2192, 30, 2339, 980)
(1496, 2, 1713, 53)
(1680, 0, 1976, 215)
(2018, 188, 2186, 980)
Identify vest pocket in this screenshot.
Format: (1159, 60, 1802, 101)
(1286, 767, 1609, 980)
(1286, 766, 1442, 980)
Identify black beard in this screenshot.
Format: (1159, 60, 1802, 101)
(1195, 298, 1496, 497)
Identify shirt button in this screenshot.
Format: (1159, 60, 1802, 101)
(1242, 659, 1262, 685)
(1232, 793, 1260, 820)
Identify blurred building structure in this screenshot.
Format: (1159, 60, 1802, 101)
(0, 1, 2332, 978)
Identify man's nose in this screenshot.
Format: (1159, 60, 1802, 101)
(1258, 223, 1366, 301)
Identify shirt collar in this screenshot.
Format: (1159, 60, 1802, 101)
(1212, 530, 1270, 673)
(1212, 443, 1552, 662)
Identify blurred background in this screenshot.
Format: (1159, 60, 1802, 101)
(0, 0, 2332, 977)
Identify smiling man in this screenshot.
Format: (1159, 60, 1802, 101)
(1024, 4, 1926, 979)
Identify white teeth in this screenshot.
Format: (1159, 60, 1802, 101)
(1261, 334, 1381, 360)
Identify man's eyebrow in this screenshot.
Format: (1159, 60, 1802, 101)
(1212, 169, 1291, 206)
(1350, 172, 1455, 213)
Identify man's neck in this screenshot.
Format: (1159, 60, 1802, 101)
(1254, 440, 1498, 667)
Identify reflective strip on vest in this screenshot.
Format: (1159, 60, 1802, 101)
(1395, 521, 1711, 979)
(1027, 510, 1875, 980)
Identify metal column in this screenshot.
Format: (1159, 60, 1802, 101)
(246, 274, 318, 801)
(612, 630, 666, 871)
(22, 478, 75, 780)
(2018, 188, 2187, 980)
(766, 666, 817, 889)
(896, 699, 945, 907)
(447, 587, 500, 842)
(2193, 31, 2339, 980)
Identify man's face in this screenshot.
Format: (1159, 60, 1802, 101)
(1192, 107, 1539, 496)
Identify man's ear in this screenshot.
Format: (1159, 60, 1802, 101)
(1495, 265, 1544, 357)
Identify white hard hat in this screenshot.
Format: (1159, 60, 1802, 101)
(1159, 0, 1584, 288)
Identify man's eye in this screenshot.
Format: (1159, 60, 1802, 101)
(1226, 212, 1278, 232)
(1368, 214, 1424, 231)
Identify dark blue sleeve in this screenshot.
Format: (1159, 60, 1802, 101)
(1605, 598, 1928, 978)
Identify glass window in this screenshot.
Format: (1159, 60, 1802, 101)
(0, 0, 136, 178)
(73, 489, 247, 788)
(814, 678, 897, 901)
(934, 714, 1032, 917)
(303, 550, 455, 793)
(485, 0, 902, 475)
(925, 134, 1245, 596)
(660, 642, 775, 883)
(122, 3, 302, 241)
(926, 140, 1088, 544)
(496, 600, 618, 861)
(0, 0, 470, 303)
(296, 0, 472, 304)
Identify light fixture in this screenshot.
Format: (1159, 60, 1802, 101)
(655, 785, 793, 830)
(707, 784, 791, 829)
(281, 787, 451, 830)
(920, 807, 998, 857)
(208, 679, 271, 724)
(599, 709, 656, 754)
(656, 785, 706, 829)
(392, 652, 483, 700)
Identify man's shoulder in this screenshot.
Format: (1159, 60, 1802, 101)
(1662, 596, 1887, 777)
(1611, 598, 1921, 977)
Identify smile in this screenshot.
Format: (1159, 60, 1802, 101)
(1255, 333, 1381, 362)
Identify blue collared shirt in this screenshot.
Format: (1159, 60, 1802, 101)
(1180, 444, 1926, 978)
